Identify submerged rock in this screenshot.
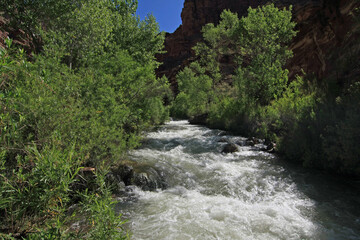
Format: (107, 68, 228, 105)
(111, 161, 167, 191)
(222, 143, 238, 153)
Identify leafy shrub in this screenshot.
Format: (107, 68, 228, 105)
(173, 63, 213, 117)
(0, 142, 81, 237)
(1, 0, 169, 237)
(260, 76, 317, 140)
(80, 171, 129, 240)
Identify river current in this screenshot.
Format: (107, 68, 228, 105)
(117, 120, 360, 240)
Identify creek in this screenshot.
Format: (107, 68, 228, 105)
(116, 120, 360, 240)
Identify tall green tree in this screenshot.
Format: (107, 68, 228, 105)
(173, 4, 296, 122)
(236, 4, 296, 106)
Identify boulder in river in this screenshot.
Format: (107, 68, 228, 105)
(105, 172, 127, 194)
(266, 142, 277, 153)
(115, 164, 134, 186)
(245, 139, 255, 146)
(245, 137, 262, 146)
(133, 172, 160, 191)
(222, 143, 239, 153)
(111, 161, 167, 191)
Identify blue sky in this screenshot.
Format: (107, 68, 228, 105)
(136, 0, 184, 33)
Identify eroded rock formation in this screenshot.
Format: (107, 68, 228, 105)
(156, 0, 360, 91)
(288, 0, 360, 79)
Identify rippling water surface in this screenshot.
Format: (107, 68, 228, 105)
(117, 121, 360, 240)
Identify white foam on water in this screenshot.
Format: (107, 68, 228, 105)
(126, 188, 316, 240)
(119, 121, 360, 240)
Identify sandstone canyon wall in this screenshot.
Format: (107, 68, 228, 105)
(156, 0, 360, 91)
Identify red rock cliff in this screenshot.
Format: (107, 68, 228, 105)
(156, 0, 360, 91)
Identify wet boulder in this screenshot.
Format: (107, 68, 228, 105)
(111, 161, 167, 191)
(133, 172, 158, 191)
(115, 164, 134, 185)
(105, 172, 126, 194)
(264, 138, 272, 146)
(132, 167, 167, 191)
(222, 143, 239, 153)
(245, 139, 255, 146)
(266, 142, 277, 153)
(245, 137, 262, 146)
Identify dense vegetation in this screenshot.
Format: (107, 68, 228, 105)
(171, 4, 360, 177)
(1, 0, 169, 238)
(1, 1, 359, 238)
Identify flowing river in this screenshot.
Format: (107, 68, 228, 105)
(116, 120, 360, 240)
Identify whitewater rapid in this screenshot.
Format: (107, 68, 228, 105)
(117, 120, 360, 240)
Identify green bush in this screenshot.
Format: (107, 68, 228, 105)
(260, 76, 317, 140)
(1, 137, 130, 239)
(1, 0, 169, 237)
(172, 63, 213, 118)
(0, 142, 80, 237)
(80, 171, 129, 240)
(275, 78, 360, 176)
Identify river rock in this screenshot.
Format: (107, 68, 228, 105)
(245, 139, 255, 146)
(264, 138, 272, 146)
(132, 166, 167, 191)
(222, 143, 238, 153)
(116, 164, 134, 185)
(133, 172, 156, 191)
(266, 142, 277, 153)
(105, 172, 126, 194)
(246, 137, 262, 146)
(218, 131, 227, 136)
(112, 161, 167, 191)
(235, 140, 246, 146)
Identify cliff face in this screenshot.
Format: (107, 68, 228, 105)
(156, 0, 275, 90)
(156, 0, 360, 91)
(288, 0, 360, 80)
